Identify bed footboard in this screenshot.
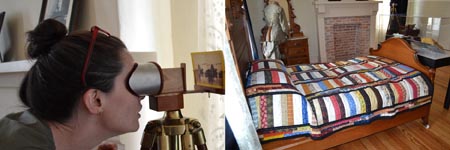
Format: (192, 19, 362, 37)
(263, 97, 432, 150)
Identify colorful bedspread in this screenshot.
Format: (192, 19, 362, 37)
(245, 56, 433, 142)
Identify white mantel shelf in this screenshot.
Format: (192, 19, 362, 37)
(314, 0, 381, 17)
(0, 60, 33, 118)
(0, 60, 34, 73)
(315, 1, 382, 5)
(0, 60, 34, 89)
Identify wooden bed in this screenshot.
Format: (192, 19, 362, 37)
(225, 0, 436, 149)
(259, 38, 435, 150)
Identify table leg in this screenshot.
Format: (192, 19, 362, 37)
(445, 79, 450, 109)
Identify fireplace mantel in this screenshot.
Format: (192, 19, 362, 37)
(315, 1, 381, 17)
(314, 0, 381, 62)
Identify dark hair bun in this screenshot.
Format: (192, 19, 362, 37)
(27, 19, 67, 58)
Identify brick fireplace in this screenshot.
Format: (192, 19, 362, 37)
(326, 16, 370, 62)
(315, 0, 380, 62)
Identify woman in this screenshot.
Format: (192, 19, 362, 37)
(0, 19, 143, 150)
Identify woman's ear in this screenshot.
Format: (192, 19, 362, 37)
(82, 89, 104, 114)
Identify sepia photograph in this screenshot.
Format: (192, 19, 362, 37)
(191, 51, 225, 92)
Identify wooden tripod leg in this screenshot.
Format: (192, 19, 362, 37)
(197, 144, 208, 150)
(140, 120, 161, 150)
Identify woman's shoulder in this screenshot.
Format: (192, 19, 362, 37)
(0, 111, 55, 149)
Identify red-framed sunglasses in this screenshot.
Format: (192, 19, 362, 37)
(81, 26, 111, 87)
(80, 26, 163, 96)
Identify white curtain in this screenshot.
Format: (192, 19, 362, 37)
(197, 0, 226, 149)
(196, 0, 261, 149)
(376, 0, 392, 43)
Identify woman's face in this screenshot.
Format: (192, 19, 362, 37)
(100, 50, 143, 134)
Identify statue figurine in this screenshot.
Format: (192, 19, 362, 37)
(262, 0, 289, 59)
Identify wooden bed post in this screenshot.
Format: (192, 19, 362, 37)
(421, 104, 431, 129)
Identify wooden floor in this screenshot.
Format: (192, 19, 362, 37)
(328, 66, 450, 150)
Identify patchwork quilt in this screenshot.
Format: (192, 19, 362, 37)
(245, 56, 433, 142)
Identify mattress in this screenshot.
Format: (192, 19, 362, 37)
(244, 56, 433, 142)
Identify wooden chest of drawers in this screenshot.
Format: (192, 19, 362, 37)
(279, 37, 310, 66)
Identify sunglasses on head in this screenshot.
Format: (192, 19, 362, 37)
(81, 26, 163, 96)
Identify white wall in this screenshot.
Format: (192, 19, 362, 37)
(0, 0, 42, 61)
(408, 0, 450, 17)
(292, 0, 319, 63)
(408, 0, 450, 49)
(77, 0, 120, 36)
(117, 0, 174, 64)
(247, 0, 265, 59)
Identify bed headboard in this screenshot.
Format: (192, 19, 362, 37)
(370, 38, 435, 81)
(225, 0, 255, 85)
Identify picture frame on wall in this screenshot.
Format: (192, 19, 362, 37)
(0, 11, 7, 62)
(191, 51, 225, 94)
(0, 11, 4, 34)
(39, 0, 78, 32)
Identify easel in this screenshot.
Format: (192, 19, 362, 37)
(140, 63, 208, 150)
(386, 3, 402, 37)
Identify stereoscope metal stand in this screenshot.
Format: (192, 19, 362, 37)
(140, 63, 207, 150)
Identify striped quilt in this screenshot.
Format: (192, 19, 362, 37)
(245, 56, 433, 142)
